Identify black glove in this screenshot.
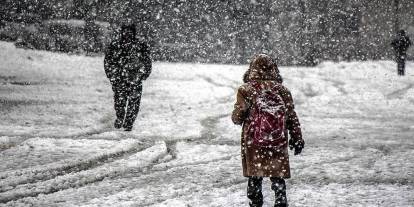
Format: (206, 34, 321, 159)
(289, 139, 304, 155)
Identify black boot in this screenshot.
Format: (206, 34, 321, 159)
(270, 178, 288, 207)
(247, 177, 263, 207)
(123, 124, 133, 131)
(114, 119, 123, 129)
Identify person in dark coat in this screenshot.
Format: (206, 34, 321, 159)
(104, 24, 152, 131)
(233, 54, 304, 207)
(391, 30, 412, 76)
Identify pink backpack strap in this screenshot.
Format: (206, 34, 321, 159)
(250, 81, 281, 93)
(250, 81, 263, 92)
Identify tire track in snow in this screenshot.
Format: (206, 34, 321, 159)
(322, 78, 347, 95)
(197, 74, 237, 143)
(200, 114, 230, 140)
(197, 74, 238, 90)
(153, 112, 236, 171)
(0, 142, 167, 204)
(82, 155, 241, 207)
(0, 136, 25, 152)
(0, 141, 151, 193)
(149, 154, 239, 173)
(0, 112, 115, 144)
(386, 83, 414, 99)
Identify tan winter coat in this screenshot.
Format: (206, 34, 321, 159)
(232, 55, 303, 178)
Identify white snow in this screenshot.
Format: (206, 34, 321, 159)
(1, 41, 414, 206)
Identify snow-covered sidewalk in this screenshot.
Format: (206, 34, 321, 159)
(1, 41, 413, 206)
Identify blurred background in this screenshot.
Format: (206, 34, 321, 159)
(0, 0, 413, 65)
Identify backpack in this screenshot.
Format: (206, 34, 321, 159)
(246, 82, 287, 149)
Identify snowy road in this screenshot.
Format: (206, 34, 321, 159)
(1, 41, 414, 206)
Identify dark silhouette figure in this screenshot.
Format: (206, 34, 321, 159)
(391, 30, 412, 76)
(104, 24, 152, 131)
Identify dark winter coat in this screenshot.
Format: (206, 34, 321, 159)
(232, 54, 303, 178)
(391, 33, 412, 58)
(104, 39, 152, 85)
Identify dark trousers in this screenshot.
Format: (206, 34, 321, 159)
(112, 82, 143, 128)
(397, 59, 406, 76)
(247, 177, 287, 207)
(396, 54, 406, 76)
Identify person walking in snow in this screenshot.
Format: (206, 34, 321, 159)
(391, 30, 412, 76)
(104, 24, 152, 131)
(232, 54, 304, 207)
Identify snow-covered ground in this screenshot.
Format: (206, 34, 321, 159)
(0, 41, 413, 207)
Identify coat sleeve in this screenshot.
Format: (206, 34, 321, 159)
(103, 42, 118, 83)
(232, 86, 250, 125)
(242, 70, 249, 83)
(279, 86, 304, 146)
(140, 42, 152, 80)
(391, 39, 397, 47)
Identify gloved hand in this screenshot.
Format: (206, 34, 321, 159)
(289, 139, 304, 155)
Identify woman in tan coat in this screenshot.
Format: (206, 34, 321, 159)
(232, 54, 304, 207)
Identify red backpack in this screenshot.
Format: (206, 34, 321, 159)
(247, 82, 287, 149)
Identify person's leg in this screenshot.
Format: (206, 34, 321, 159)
(123, 83, 143, 131)
(247, 177, 263, 207)
(401, 59, 406, 76)
(112, 83, 127, 128)
(270, 177, 288, 207)
(397, 57, 405, 76)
